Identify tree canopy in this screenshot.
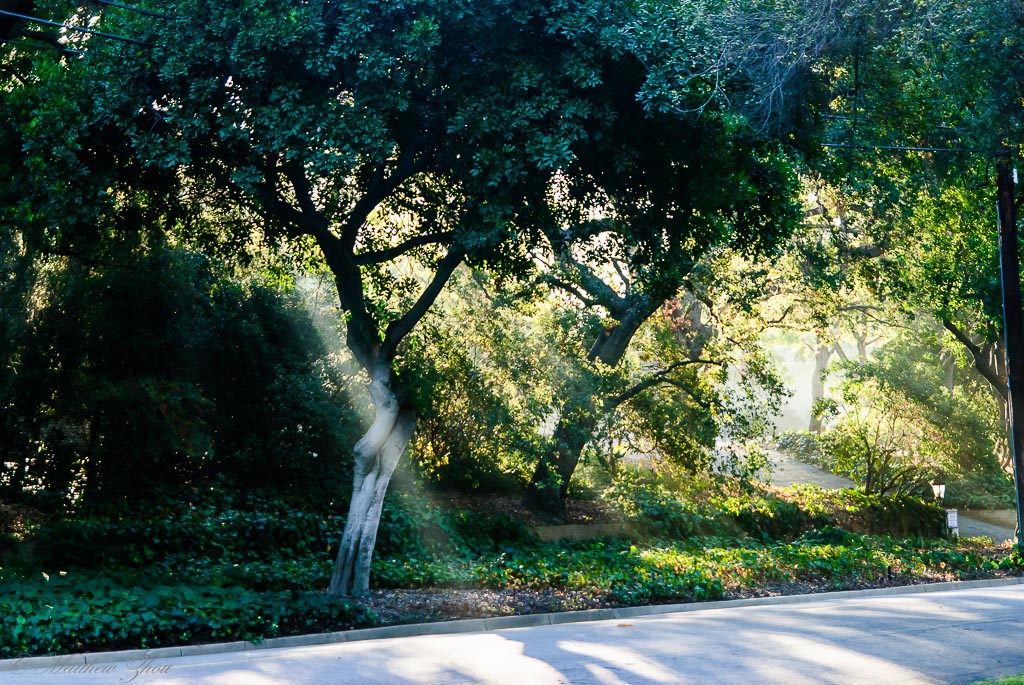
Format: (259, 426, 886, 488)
(5, 0, 1024, 594)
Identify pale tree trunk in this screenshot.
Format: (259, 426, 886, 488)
(328, 365, 416, 597)
(941, 352, 955, 394)
(855, 333, 868, 362)
(854, 311, 869, 362)
(263, 161, 465, 598)
(809, 341, 832, 434)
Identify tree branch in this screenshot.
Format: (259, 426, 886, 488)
(552, 253, 627, 318)
(542, 275, 602, 309)
(355, 231, 455, 265)
(339, 147, 425, 252)
(611, 256, 631, 294)
(763, 304, 795, 326)
(661, 377, 714, 410)
(271, 160, 382, 372)
(608, 359, 721, 410)
(380, 246, 466, 361)
(942, 318, 1007, 399)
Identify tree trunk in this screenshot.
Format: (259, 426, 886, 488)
(327, 365, 416, 597)
(526, 296, 660, 519)
(523, 393, 598, 519)
(855, 311, 869, 362)
(942, 319, 1006, 400)
(809, 342, 832, 433)
(941, 352, 955, 394)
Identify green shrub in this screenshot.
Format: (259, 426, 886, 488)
(2, 247, 361, 506)
(2, 498, 1019, 659)
(774, 430, 821, 460)
(25, 495, 342, 573)
(374, 493, 456, 559)
(0, 576, 374, 658)
(601, 471, 711, 539)
(799, 526, 862, 546)
(942, 473, 1017, 510)
(474, 540, 726, 604)
(715, 495, 828, 541)
(784, 485, 945, 538)
(446, 510, 533, 553)
(371, 557, 477, 588)
(374, 492, 537, 561)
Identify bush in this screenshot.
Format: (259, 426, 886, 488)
(604, 469, 832, 542)
(2, 484, 1019, 658)
(22, 493, 343, 574)
(774, 430, 821, 460)
(0, 576, 373, 658)
(799, 526, 862, 546)
(446, 510, 533, 553)
(601, 471, 712, 539)
(715, 495, 828, 541)
(942, 473, 1017, 510)
(783, 485, 945, 538)
(373, 491, 537, 561)
(1, 246, 361, 507)
(474, 540, 726, 604)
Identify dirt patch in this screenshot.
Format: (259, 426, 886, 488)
(360, 569, 1024, 628)
(431, 493, 622, 527)
(362, 588, 619, 625)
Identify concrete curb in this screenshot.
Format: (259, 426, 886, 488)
(3, 576, 1023, 672)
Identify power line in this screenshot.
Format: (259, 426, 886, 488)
(90, 0, 172, 21)
(0, 37, 82, 55)
(0, 9, 151, 46)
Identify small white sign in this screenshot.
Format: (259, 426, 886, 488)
(946, 509, 959, 528)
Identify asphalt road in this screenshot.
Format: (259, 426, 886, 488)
(4, 583, 1024, 685)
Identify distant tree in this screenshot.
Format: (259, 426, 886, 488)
(812, 0, 1023, 404)
(819, 328, 1003, 494)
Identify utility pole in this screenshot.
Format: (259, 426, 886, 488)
(996, 157, 1024, 551)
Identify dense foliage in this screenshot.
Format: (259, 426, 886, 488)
(2, 0, 1023, 655)
(2, 476, 1017, 657)
(0, 245, 361, 505)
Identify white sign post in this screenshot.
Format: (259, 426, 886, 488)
(946, 509, 959, 538)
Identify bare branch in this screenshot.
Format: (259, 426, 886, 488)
(764, 304, 796, 326)
(609, 359, 721, 409)
(354, 231, 455, 265)
(380, 246, 466, 361)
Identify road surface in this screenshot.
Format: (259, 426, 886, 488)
(4, 583, 1024, 685)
